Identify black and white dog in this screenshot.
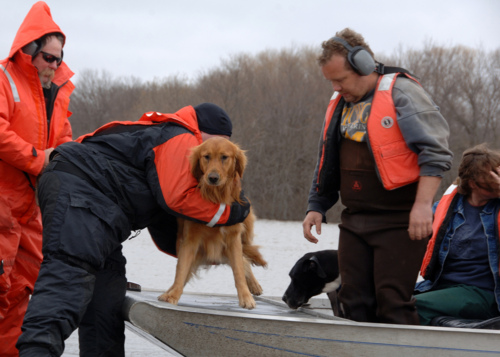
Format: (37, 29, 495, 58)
(282, 250, 341, 310)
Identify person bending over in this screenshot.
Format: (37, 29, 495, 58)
(17, 103, 250, 356)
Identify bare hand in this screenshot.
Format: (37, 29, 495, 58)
(490, 166, 500, 195)
(43, 148, 54, 169)
(408, 176, 441, 240)
(303, 211, 323, 243)
(408, 201, 433, 240)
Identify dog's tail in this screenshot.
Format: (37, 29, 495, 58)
(240, 209, 266, 266)
(243, 245, 267, 267)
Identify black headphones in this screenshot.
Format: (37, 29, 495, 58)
(330, 36, 376, 76)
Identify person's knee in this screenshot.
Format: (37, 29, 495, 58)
(376, 288, 420, 324)
(18, 345, 55, 357)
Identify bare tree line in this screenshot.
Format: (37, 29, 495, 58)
(68, 43, 500, 222)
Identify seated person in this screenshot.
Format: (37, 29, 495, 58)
(415, 144, 500, 326)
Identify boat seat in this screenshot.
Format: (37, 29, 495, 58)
(431, 316, 500, 330)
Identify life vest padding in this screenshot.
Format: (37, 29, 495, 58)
(421, 185, 500, 279)
(420, 185, 458, 278)
(367, 73, 419, 190)
(317, 93, 342, 186)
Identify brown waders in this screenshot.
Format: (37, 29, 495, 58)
(337, 139, 428, 324)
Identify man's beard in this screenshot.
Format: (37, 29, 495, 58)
(39, 68, 55, 89)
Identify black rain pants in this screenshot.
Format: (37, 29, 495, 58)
(17, 159, 130, 356)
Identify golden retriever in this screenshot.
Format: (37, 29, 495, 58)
(158, 137, 267, 309)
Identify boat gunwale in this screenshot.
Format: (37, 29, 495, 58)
(125, 290, 500, 337)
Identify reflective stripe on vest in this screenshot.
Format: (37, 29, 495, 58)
(207, 204, 226, 227)
(0, 64, 20, 102)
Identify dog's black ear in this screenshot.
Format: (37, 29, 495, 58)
(306, 255, 327, 279)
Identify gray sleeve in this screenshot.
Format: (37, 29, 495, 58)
(393, 77, 453, 177)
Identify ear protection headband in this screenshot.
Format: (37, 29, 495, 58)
(22, 40, 43, 57)
(330, 36, 376, 76)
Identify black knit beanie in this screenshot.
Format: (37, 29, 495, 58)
(194, 103, 232, 137)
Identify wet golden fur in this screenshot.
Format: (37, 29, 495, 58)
(158, 137, 267, 309)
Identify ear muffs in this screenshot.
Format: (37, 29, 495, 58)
(22, 40, 42, 57)
(21, 38, 64, 64)
(330, 36, 376, 76)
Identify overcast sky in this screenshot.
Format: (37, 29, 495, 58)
(3, 0, 500, 83)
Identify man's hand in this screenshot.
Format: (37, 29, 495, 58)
(408, 201, 433, 240)
(490, 166, 500, 195)
(408, 176, 442, 240)
(303, 211, 323, 243)
(43, 148, 54, 169)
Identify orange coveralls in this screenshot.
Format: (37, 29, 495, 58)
(0, 2, 74, 354)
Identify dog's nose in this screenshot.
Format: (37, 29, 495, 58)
(208, 172, 219, 185)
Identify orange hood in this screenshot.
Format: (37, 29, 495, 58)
(6, 1, 73, 85)
(9, 2, 66, 59)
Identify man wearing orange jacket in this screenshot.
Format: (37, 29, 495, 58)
(17, 103, 251, 356)
(0, 2, 73, 355)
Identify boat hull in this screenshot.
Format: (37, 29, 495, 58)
(124, 290, 500, 357)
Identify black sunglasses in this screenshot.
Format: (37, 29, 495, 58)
(40, 51, 63, 66)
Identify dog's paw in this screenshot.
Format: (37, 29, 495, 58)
(247, 279, 263, 296)
(158, 292, 180, 305)
(239, 297, 256, 310)
(238, 291, 256, 310)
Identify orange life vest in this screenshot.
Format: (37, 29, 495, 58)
(318, 73, 420, 192)
(420, 185, 459, 277)
(76, 106, 202, 143)
(421, 185, 500, 279)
